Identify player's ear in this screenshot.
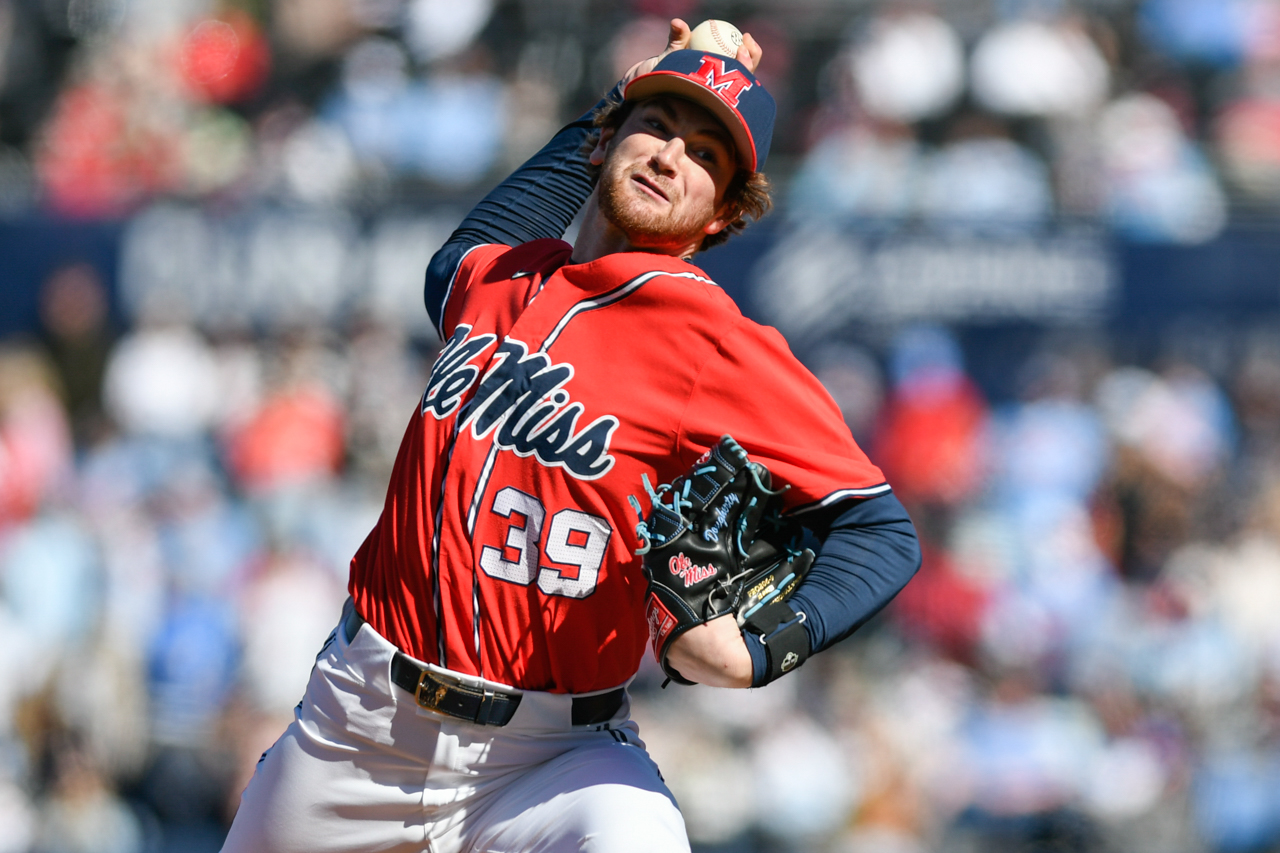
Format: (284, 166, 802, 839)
(702, 200, 738, 236)
(589, 126, 617, 166)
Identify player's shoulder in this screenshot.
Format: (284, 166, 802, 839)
(469, 239, 573, 283)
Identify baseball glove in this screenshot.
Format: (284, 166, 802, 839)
(630, 436, 815, 685)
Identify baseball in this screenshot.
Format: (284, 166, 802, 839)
(688, 19, 744, 58)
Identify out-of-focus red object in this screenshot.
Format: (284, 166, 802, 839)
(37, 84, 179, 217)
(891, 544, 989, 658)
(0, 385, 73, 525)
(180, 11, 271, 104)
(226, 385, 344, 491)
(873, 374, 989, 506)
(1216, 97, 1280, 196)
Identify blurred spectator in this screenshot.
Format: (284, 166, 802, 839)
(849, 11, 964, 124)
(893, 542, 990, 661)
(344, 321, 426, 482)
(224, 343, 345, 493)
(970, 16, 1110, 118)
(994, 352, 1109, 507)
(35, 76, 174, 218)
(1097, 365, 1234, 490)
(236, 549, 344, 717)
(1192, 750, 1280, 853)
(1233, 335, 1280, 461)
(752, 712, 857, 845)
(1096, 94, 1228, 243)
(35, 738, 143, 853)
(39, 262, 115, 445)
(1214, 12, 1280, 205)
(1094, 365, 1234, 580)
(178, 12, 270, 105)
(147, 593, 239, 747)
(789, 118, 922, 223)
(0, 775, 36, 853)
(807, 344, 885, 446)
(326, 38, 507, 187)
(272, 0, 360, 61)
(281, 118, 359, 205)
(947, 670, 1107, 851)
(1217, 96, 1280, 203)
(608, 17, 673, 83)
(103, 322, 220, 439)
(403, 0, 494, 63)
(917, 116, 1054, 231)
(0, 513, 96, 659)
(1140, 0, 1250, 67)
(873, 326, 989, 509)
(0, 348, 73, 525)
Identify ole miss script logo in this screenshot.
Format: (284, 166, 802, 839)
(689, 56, 753, 109)
(421, 325, 618, 480)
(669, 553, 716, 586)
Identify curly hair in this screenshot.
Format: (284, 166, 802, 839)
(583, 92, 773, 253)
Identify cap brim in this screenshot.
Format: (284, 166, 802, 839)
(624, 72, 758, 172)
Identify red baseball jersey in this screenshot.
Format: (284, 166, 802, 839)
(348, 240, 889, 693)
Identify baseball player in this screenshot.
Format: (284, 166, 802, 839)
(222, 20, 920, 853)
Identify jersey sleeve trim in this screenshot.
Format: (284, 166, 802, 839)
(436, 243, 489, 339)
(785, 483, 894, 516)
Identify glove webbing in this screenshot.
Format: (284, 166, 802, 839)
(743, 600, 810, 684)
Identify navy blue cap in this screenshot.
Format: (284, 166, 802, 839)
(623, 49, 776, 172)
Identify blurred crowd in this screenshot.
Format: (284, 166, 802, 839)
(637, 322, 1280, 853)
(0, 0, 1279, 240)
(5, 0, 1280, 852)
(0, 261, 419, 852)
(5, 261, 1280, 853)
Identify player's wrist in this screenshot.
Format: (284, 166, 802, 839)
(740, 599, 811, 685)
(742, 629, 769, 686)
(665, 616, 753, 688)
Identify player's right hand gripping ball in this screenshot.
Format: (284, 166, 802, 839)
(630, 436, 815, 685)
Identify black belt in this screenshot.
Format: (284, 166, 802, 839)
(341, 607, 624, 727)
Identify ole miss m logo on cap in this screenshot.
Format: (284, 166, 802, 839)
(688, 56, 753, 108)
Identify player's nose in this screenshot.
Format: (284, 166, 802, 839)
(651, 136, 684, 174)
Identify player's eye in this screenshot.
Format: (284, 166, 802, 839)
(646, 118, 670, 135)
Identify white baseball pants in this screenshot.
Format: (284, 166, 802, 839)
(220, 602, 689, 853)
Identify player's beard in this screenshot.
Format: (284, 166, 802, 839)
(596, 154, 716, 252)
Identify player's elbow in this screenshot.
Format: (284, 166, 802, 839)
(898, 517, 923, 581)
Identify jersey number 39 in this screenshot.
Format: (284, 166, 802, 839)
(479, 486, 612, 599)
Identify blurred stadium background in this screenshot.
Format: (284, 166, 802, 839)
(3, 0, 1280, 851)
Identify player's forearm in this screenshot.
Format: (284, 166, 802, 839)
(664, 614, 753, 688)
(743, 493, 921, 685)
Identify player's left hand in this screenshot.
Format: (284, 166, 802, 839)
(633, 436, 812, 687)
(620, 18, 763, 89)
(665, 614, 753, 688)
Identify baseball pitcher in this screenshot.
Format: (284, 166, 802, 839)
(222, 19, 921, 853)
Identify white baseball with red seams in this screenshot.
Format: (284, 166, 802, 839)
(687, 19, 743, 58)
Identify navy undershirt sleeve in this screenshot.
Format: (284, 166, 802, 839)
(743, 492, 922, 685)
(424, 84, 623, 330)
